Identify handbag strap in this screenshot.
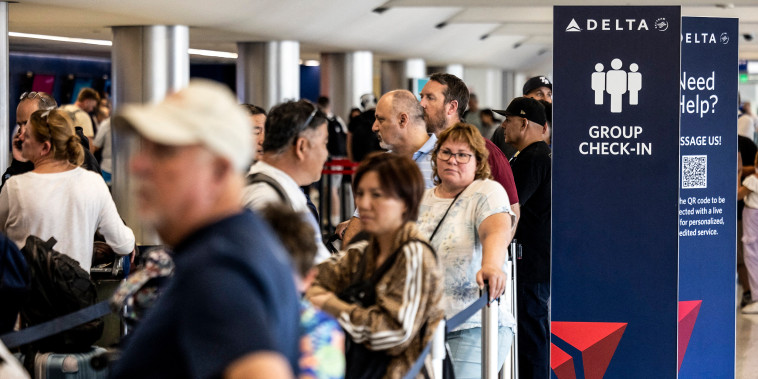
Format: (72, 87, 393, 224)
(352, 238, 435, 288)
(429, 188, 464, 242)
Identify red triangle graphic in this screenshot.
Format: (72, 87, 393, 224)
(678, 300, 702, 371)
(552, 321, 627, 379)
(551, 343, 576, 379)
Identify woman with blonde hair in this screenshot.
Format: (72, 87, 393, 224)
(0, 109, 134, 272)
(418, 122, 516, 378)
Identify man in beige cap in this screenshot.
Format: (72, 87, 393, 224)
(111, 80, 300, 379)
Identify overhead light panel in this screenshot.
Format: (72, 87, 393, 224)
(9, 32, 111, 46)
(188, 49, 238, 59)
(10, 32, 238, 59)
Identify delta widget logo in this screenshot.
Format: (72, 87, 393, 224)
(551, 322, 627, 379)
(550, 300, 702, 378)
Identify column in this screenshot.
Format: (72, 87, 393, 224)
(236, 41, 300, 111)
(111, 25, 190, 245)
(380, 58, 426, 94)
(463, 67, 504, 109)
(0, 2, 9, 173)
(427, 64, 464, 79)
(320, 51, 373, 120)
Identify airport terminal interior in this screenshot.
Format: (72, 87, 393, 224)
(2, 0, 758, 378)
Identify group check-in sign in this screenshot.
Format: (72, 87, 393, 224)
(552, 6, 738, 379)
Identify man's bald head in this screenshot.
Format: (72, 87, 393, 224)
(373, 90, 429, 156)
(388, 90, 425, 128)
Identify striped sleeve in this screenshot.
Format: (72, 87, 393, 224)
(322, 241, 432, 354)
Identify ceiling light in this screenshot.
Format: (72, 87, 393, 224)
(10, 32, 237, 59)
(188, 49, 237, 59)
(9, 32, 112, 46)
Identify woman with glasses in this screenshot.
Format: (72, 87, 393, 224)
(417, 122, 516, 379)
(0, 109, 135, 272)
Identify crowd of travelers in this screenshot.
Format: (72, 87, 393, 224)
(0, 73, 554, 379)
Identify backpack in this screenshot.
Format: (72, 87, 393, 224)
(19, 236, 103, 353)
(0, 233, 29, 334)
(326, 116, 347, 157)
(246, 172, 292, 209)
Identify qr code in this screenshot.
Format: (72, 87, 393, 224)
(682, 155, 707, 189)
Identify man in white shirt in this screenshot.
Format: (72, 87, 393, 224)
(242, 100, 331, 263)
(61, 88, 99, 143)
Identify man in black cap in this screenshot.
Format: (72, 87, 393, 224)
(522, 75, 553, 104)
(492, 76, 553, 159)
(495, 96, 551, 379)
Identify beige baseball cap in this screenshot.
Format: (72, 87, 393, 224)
(115, 79, 252, 172)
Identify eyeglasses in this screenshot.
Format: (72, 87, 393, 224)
(292, 101, 318, 145)
(438, 149, 473, 163)
(301, 102, 318, 132)
(20, 91, 54, 110)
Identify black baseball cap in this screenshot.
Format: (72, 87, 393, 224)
(522, 76, 552, 95)
(493, 97, 547, 126)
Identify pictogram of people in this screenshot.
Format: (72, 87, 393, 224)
(628, 63, 642, 105)
(592, 59, 642, 113)
(592, 63, 605, 105)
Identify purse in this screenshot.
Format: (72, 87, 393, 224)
(338, 238, 434, 379)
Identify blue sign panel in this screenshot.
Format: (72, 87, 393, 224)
(678, 16, 737, 378)
(552, 6, 681, 378)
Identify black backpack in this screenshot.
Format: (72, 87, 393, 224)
(20, 236, 103, 353)
(326, 116, 347, 157)
(0, 233, 29, 334)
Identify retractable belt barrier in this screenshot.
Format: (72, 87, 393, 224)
(402, 288, 491, 379)
(3, 240, 520, 379)
(403, 240, 519, 379)
(321, 159, 360, 175)
(0, 300, 112, 349)
(320, 158, 360, 232)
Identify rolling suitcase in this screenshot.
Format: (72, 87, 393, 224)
(34, 346, 108, 379)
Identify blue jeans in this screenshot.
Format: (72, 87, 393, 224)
(447, 326, 514, 379)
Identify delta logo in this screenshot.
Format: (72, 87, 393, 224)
(566, 18, 670, 32)
(550, 300, 702, 378)
(551, 322, 627, 379)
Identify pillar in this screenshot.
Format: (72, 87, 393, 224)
(236, 41, 300, 111)
(320, 51, 373, 120)
(111, 25, 189, 245)
(0, 2, 9, 173)
(380, 58, 426, 94)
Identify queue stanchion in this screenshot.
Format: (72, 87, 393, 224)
(431, 319, 446, 378)
(501, 239, 519, 379)
(481, 283, 499, 379)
